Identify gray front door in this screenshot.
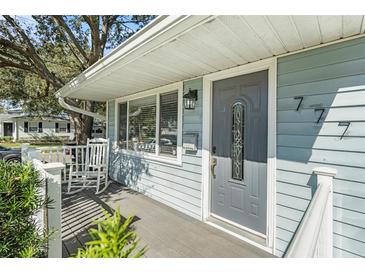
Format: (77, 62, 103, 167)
(211, 70, 268, 235)
(3, 123, 13, 137)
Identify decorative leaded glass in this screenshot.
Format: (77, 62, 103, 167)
(231, 102, 244, 180)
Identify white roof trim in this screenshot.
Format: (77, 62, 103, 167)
(58, 15, 207, 97)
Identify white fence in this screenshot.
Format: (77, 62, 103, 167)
(285, 167, 337, 258)
(21, 144, 64, 258)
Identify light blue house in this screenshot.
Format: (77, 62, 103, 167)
(58, 16, 365, 258)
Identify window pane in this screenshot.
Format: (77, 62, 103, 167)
(59, 122, 67, 132)
(159, 91, 178, 157)
(118, 103, 127, 148)
(231, 102, 244, 180)
(29, 122, 38, 133)
(128, 95, 156, 153)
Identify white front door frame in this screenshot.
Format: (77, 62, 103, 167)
(201, 57, 277, 254)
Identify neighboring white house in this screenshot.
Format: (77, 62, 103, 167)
(0, 109, 75, 141)
(91, 121, 106, 138)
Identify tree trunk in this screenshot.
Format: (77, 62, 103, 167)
(70, 113, 93, 144)
(68, 101, 95, 144)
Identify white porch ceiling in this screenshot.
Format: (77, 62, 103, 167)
(59, 15, 365, 101)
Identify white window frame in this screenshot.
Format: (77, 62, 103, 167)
(114, 82, 183, 166)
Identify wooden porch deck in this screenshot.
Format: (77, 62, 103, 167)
(62, 181, 274, 258)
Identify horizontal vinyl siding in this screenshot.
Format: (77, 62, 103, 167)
(108, 79, 203, 220)
(276, 36, 365, 257)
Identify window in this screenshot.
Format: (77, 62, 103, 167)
(67, 123, 71, 133)
(92, 127, 103, 134)
(128, 95, 156, 153)
(38, 122, 43, 133)
(24, 121, 28, 133)
(117, 86, 181, 161)
(29, 122, 38, 133)
(159, 91, 178, 157)
(55, 122, 66, 133)
(59, 123, 67, 132)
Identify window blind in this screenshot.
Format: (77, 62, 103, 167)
(159, 91, 178, 157)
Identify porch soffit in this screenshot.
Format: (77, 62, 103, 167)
(59, 15, 365, 101)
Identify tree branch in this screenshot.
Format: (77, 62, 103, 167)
(0, 56, 36, 73)
(49, 21, 87, 69)
(0, 48, 30, 65)
(83, 16, 100, 64)
(99, 16, 115, 57)
(0, 37, 29, 57)
(81, 15, 93, 29)
(53, 16, 89, 65)
(3, 16, 39, 57)
(3, 16, 65, 88)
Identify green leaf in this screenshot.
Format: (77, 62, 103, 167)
(74, 206, 147, 258)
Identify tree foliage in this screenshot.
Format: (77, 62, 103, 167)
(0, 15, 155, 143)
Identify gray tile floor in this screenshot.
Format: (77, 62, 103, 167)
(62, 182, 274, 258)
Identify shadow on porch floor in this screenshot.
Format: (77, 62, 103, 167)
(61, 181, 274, 258)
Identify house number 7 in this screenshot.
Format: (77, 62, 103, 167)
(338, 122, 351, 140)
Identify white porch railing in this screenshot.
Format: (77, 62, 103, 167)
(21, 143, 87, 181)
(21, 141, 107, 257)
(21, 144, 64, 258)
(285, 167, 337, 258)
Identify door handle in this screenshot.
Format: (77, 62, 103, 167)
(211, 157, 217, 179)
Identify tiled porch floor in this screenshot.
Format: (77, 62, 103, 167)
(62, 181, 274, 258)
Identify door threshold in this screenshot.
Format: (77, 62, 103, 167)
(206, 216, 274, 256)
(210, 213, 267, 239)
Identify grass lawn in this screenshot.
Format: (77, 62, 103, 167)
(0, 142, 62, 149)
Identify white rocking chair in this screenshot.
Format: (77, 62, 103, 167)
(67, 138, 110, 194)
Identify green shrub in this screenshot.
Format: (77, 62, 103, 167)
(0, 136, 13, 143)
(0, 161, 48, 257)
(75, 208, 146, 258)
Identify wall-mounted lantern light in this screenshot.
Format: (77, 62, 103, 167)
(183, 88, 198, 110)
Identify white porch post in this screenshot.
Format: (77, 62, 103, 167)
(312, 167, 337, 258)
(21, 143, 41, 162)
(15, 120, 19, 141)
(12, 121, 18, 141)
(42, 162, 64, 258)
